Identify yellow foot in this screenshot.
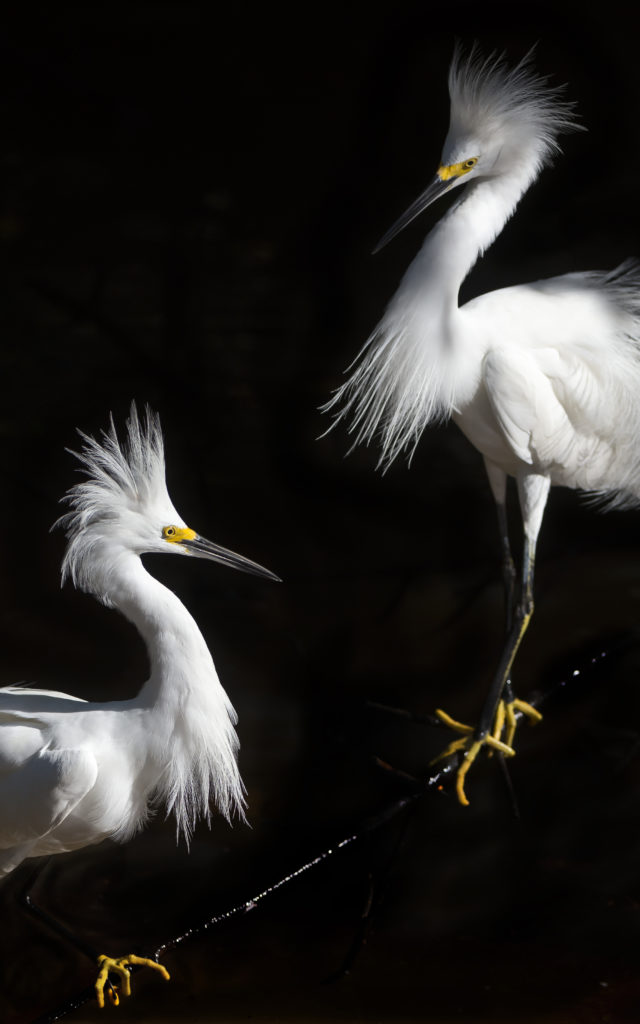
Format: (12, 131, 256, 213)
(430, 709, 515, 807)
(95, 953, 170, 1008)
(502, 697, 542, 749)
(489, 697, 543, 753)
(431, 698, 542, 806)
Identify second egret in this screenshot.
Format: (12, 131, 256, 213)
(325, 48, 640, 804)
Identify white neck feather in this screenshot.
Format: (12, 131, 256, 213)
(104, 548, 246, 840)
(413, 169, 533, 308)
(328, 165, 534, 466)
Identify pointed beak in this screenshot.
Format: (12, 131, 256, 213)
(182, 534, 281, 582)
(372, 174, 457, 254)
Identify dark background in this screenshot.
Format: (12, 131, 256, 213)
(2, 3, 640, 1022)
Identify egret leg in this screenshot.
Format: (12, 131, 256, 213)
(486, 473, 549, 751)
(486, 463, 517, 715)
(433, 472, 549, 804)
(496, 497, 517, 636)
(19, 861, 170, 1008)
(475, 533, 541, 738)
(484, 461, 517, 635)
(493, 496, 517, 737)
(484, 534, 542, 754)
(479, 475, 517, 766)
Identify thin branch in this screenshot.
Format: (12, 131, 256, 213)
(30, 769, 454, 1024)
(29, 636, 628, 1023)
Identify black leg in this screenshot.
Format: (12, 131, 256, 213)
(433, 472, 550, 804)
(18, 859, 169, 1008)
(19, 861, 124, 1007)
(496, 499, 517, 636)
(476, 536, 536, 739)
(496, 497, 517, 709)
(20, 860, 102, 963)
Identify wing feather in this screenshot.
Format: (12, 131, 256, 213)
(484, 345, 619, 484)
(0, 746, 97, 851)
(483, 346, 572, 466)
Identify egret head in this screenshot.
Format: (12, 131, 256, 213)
(57, 403, 279, 601)
(374, 46, 580, 252)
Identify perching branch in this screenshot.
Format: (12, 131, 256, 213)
(29, 637, 627, 1024)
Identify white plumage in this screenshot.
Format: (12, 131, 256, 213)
(0, 405, 278, 878)
(325, 48, 640, 802)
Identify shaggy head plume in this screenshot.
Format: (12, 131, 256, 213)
(444, 46, 581, 175)
(56, 403, 184, 600)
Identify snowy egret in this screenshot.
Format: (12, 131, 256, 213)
(0, 404, 279, 1005)
(325, 48, 640, 805)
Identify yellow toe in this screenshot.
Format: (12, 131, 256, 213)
(95, 953, 170, 1008)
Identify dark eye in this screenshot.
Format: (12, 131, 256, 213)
(464, 158, 477, 169)
(163, 526, 176, 539)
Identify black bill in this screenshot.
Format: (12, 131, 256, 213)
(183, 535, 281, 582)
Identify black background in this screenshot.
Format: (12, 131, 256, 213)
(2, 3, 640, 1022)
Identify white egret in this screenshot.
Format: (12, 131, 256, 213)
(0, 404, 279, 1005)
(325, 48, 640, 805)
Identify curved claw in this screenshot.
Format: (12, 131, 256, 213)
(95, 953, 170, 1009)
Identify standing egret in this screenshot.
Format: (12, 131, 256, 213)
(325, 48, 640, 805)
(0, 404, 279, 1006)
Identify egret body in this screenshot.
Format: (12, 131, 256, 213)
(326, 49, 640, 803)
(0, 405, 278, 1002)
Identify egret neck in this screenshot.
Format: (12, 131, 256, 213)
(411, 167, 537, 314)
(99, 546, 246, 837)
